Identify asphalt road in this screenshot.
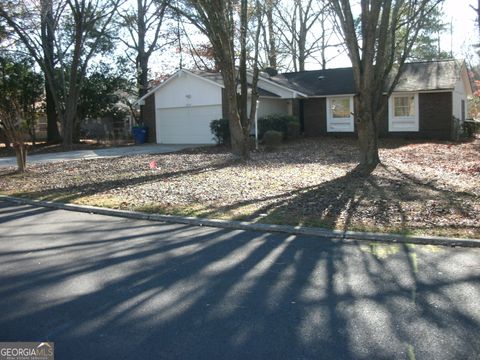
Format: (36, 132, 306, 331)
(0, 200, 479, 360)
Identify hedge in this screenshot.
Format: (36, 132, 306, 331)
(210, 114, 301, 145)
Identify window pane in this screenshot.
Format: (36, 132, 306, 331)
(394, 96, 415, 117)
(332, 98, 350, 118)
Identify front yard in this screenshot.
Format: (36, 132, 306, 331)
(1, 137, 479, 238)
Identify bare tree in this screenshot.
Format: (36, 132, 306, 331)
(0, 0, 122, 147)
(117, 0, 170, 125)
(472, 0, 480, 39)
(260, 0, 279, 69)
(274, 0, 326, 71)
(174, 0, 263, 159)
(331, 0, 443, 169)
(41, 0, 62, 143)
(0, 99, 27, 172)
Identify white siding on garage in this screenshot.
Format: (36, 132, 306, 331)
(155, 71, 222, 109)
(156, 105, 221, 144)
(155, 71, 222, 144)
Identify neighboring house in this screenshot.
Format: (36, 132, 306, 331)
(137, 59, 472, 144)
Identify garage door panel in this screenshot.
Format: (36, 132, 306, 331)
(156, 105, 221, 144)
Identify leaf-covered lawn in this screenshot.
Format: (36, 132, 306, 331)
(1, 137, 479, 238)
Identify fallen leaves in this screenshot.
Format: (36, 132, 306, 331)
(0, 137, 478, 238)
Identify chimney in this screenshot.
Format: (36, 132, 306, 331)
(263, 67, 278, 77)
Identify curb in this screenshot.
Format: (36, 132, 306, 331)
(1, 195, 480, 248)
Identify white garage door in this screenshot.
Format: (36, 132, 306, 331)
(156, 105, 221, 144)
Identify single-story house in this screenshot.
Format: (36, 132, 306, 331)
(137, 59, 472, 144)
(137, 69, 305, 144)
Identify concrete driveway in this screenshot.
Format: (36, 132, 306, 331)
(0, 144, 196, 167)
(0, 200, 479, 359)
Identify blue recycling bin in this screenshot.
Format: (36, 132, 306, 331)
(132, 126, 148, 144)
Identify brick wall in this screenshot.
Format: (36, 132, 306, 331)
(302, 98, 326, 136)
(419, 92, 452, 140)
(143, 94, 156, 143)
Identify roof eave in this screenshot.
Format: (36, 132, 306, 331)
(134, 68, 225, 106)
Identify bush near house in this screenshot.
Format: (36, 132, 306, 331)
(210, 118, 230, 145)
(263, 130, 283, 150)
(210, 115, 300, 145)
(464, 120, 480, 138)
(258, 114, 300, 140)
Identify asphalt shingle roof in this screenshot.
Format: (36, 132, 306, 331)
(392, 60, 462, 92)
(182, 60, 465, 99)
(266, 59, 463, 96)
(269, 68, 356, 96)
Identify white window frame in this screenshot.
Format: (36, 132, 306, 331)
(388, 93, 419, 132)
(326, 96, 354, 132)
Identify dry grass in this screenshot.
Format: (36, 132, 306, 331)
(1, 137, 478, 238)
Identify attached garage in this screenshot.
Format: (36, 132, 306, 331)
(137, 68, 302, 144)
(140, 69, 224, 144)
(156, 105, 221, 144)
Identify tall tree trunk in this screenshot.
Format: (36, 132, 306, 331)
(136, 0, 148, 125)
(222, 71, 249, 159)
(41, 0, 61, 143)
(137, 54, 149, 126)
(63, 93, 79, 147)
(355, 95, 380, 168)
(62, 5, 83, 148)
(13, 142, 27, 173)
(45, 80, 61, 143)
(298, 5, 307, 72)
(266, 0, 277, 68)
(239, 0, 249, 135)
(320, 11, 327, 70)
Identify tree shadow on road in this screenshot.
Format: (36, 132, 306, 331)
(0, 201, 478, 359)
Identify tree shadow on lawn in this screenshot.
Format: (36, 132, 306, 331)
(200, 163, 479, 236)
(11, 157, 240, 203)
(0, 201, 478, 359)
(7, 151, 479, 236)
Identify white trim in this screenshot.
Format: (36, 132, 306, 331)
(308, 93, 356, 98)
(383, 89, 452, 95)
(182, 69, 224, 89)
(326, 96, 354, 132)
(135, 70, 181, 105)
(135, 69, 224, 105)
(388, 93, 419, 132)
(258, 95, 283, 99)
(417, 89, 452, 93)
(136, 68, 304, 105)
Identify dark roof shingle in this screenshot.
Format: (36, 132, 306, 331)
(266, 59, 463, 96)
(270, 68, 356, 96)
(392, 60, 461, 92)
